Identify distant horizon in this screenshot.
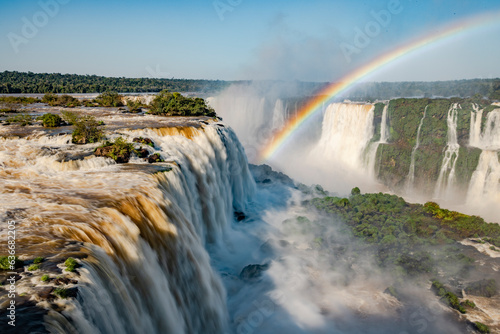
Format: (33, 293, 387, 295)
(1, 69, 499, 84)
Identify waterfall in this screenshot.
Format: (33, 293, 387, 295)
(434, 103, 460, 198)
(470, 107, 500, 150)
(465, 107, 500, 219)
(469, 103, 484, 148)
(466, 151, 500, 206)
(380, 104, 389, 144)
(366, 104, 388, 178)
(313, 102, 375, 172)
(271, 99, 287, 132)
(0, 123, 256, 334)
(405, 105, 428, 193)
(207, 86, 288, 163)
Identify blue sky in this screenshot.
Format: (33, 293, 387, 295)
(1, 0, 500, 81)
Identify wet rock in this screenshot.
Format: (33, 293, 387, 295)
(133, 137, 154, 147)
(53, 277, 78, 285)
(94, 145, 130, 163)
(1, 274, 21, 285)
(234, 211, 246, 222)
(34, 287, 54, 300)
(136, 148, 149, 158)
(240, 263, 270, 281)
(148, 153, 163, 163)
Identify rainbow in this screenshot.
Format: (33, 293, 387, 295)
(259, 10, 500, 162)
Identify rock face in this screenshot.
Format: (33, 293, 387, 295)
(373, 98, 498, 195)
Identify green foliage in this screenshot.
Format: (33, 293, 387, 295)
(5, 114, 32, 126)
(311, 191, 500, 277)
(42, 93, 81, 107)
(53, 288, 70, 299)
(61, 110, 79, 125)
(40, 113, 62, 127)
(384, 286, 399, 299)
(0, 108, 18, 113)
(33, 256, 44, 264)
(133, 137, 154, 147)
(465, 279, 497, 298)
(148, 90, 216, 117)
(95, 137, 134, 163)
(431, 280, 466, 313)
(475, 322, 490, 334)
(350, 187, 361, 196)
(41, 274, 50, 282)
(126, 99, 143, 113)
(72, 114, 105, 144)
(0, 95, 39, 104)
(27, 264, 40, 271)
(64, 257, 79, 272)
(370, 103, 386, 142)
(0, 70, 231, 94)
(0, 256, 24, 270)
(461, 299, 476, 308)
(93, 92, 123, 107)
(396, 252, 434, 275)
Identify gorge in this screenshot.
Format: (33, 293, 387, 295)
(0, 93, 499, 334)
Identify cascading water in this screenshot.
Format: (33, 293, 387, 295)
(0, 118, 255, 334)
(366, 104, 388, 178)
(271, 99, 287, 132)
(405, 105, 427, 193)
(207, 85, 288, 163)
(434, 103, 460, 199)
(313, 103, 375, 171)
(466, 107, 500, 217)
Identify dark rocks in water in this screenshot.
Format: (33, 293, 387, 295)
(34, 286, 54, 300)
(465, 279, 497, 297)
(65, 287, 79, 298)
(234, 211, 246, 221)
(148, 153, 164, 163)
(53, 277, 78, 286)
(0, 301, 49, 334)
(133, 137, 154, 147)
(278, 240, 290, 248)
(1, 274, 21, 285)
(240, 263, 270, 281)
(250, 164, 294, 186)
(136, 148, 149, 158)
(94, 145, 130, 163)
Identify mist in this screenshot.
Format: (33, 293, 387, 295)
(210, 165, 469, 334)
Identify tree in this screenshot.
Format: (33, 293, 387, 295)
(351, 187, 361, 196)
(72, 115, 104, 144)
(40, 113, 62, 127)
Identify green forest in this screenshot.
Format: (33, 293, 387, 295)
(1, 71, 499, 99)
(0, 71, 231, 94)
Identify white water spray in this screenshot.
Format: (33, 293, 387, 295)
(366, 104, 388, 178)
(405, 105, 427, 193)
(313, 103, 375, 171)
(434, 103, 460, 199)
